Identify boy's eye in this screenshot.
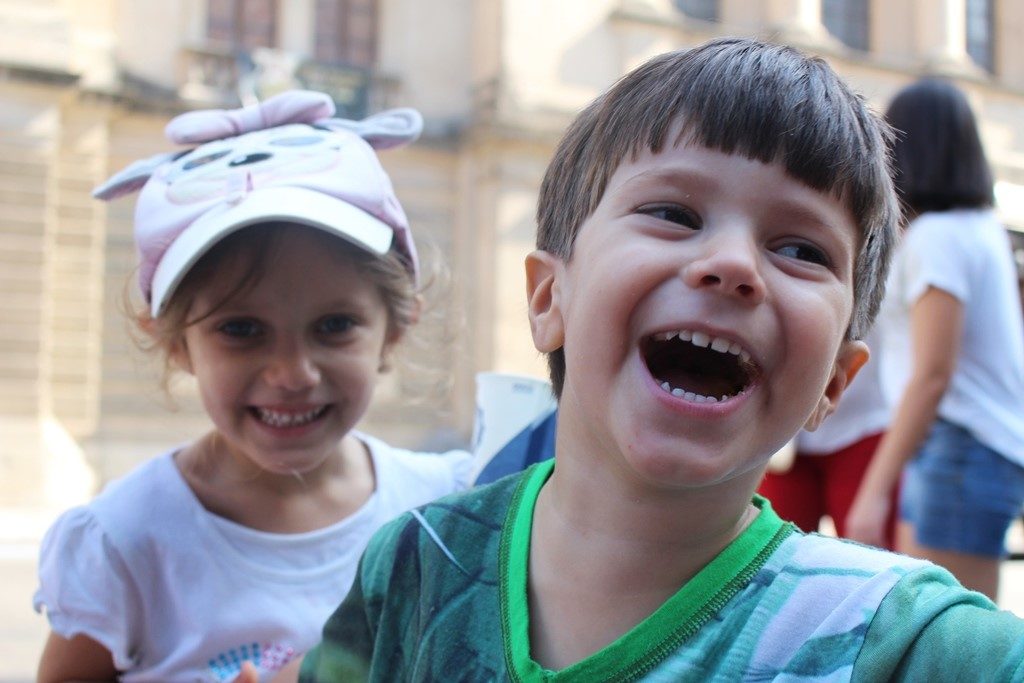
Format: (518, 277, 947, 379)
(638, 204, 701, 229)
(317, 315, 356, 335)
(217, 319, 263, 338)
(776, 242, 830, 267)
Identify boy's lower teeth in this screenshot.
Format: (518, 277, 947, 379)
(659, 381, 729, 403)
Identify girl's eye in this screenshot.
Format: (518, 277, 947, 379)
(317, 315, 355, 335)
(217, 319, 262, 338)
(638, 204, 701, 229)
(776, 243, 831, 267)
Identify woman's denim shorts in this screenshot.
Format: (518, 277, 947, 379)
(900, 418, 1024, 557)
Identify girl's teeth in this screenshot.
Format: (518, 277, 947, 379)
(256, 407, 324, 427)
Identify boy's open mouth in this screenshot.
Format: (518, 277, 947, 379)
(641, 329, 759, 403)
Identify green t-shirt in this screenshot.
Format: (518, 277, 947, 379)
(302, 460, 1024, 681)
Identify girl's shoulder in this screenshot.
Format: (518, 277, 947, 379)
(359, 431, 474, 506)
(89, 450, 196, 521)
(44, 450, 201, 552)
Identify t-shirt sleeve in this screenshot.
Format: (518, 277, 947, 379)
(33, 507, 143, 671)
(299, 514, 411, 682)
(854, 565, 1024, 682)
(903, 216, 973, 304)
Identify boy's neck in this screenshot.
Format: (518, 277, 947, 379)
(537, 451, 761, 565)
(526, 448, 762, 670)
(544, 424, 764, 545)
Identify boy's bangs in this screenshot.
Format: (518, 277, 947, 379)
(592, 41, 896, 340)
(607, 46, 884, 219)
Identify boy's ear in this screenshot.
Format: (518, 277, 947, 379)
(525, 250, 566, 353)
(803, 340, 869, 431)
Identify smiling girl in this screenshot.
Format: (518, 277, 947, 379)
(33, 91, 473, 682)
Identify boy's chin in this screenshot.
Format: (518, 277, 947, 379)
(617, 441, 768, 493)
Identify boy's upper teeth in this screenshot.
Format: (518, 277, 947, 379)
(653, 329, 751, 362)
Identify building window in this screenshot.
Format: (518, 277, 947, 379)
(207, 0, 278, 50)
(822, 0, 869, 51)
(674, 0, 717, 22)
(966, 0, 995, 72)
(314, 0, 378, 67)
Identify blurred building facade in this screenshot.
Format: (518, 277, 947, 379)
(2, 0, 1024, 507)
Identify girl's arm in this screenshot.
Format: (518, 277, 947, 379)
(37, 631, 117, 683)
(846, 287, 963, 546)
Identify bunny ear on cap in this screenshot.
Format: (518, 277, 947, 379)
(92, 151, 183, 201)
(93, 93, 421, 202)
(164, 89, 336, 144)
(319, 108, 423, 150)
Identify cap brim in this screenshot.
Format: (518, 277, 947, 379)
(150, 186, 394, 317)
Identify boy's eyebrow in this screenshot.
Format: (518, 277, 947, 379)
(619, 166, 857, 244)
(612, 166, 716, 197)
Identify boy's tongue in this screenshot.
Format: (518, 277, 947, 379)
(659, 365, 736, 398)
(646, 341, 750, 398)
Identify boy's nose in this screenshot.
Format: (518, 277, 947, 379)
(263, 344, 321, 391)
(682, 234, 766, 303)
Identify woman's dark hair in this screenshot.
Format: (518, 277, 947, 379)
(885, 78, 994, 216)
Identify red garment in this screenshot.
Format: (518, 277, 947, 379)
(758, 432, 897, 550)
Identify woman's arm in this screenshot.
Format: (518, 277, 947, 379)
(846, 287, 963, 546)
(37, 631, 118, 683)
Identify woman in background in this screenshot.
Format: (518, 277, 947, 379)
(847, 78, 1024, 600)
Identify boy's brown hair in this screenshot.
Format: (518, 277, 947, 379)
(536, 37, 899, 396)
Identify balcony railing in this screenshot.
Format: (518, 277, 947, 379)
(178, 45, 398, 120)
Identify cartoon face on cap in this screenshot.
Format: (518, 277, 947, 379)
(162, 124, 343, 206)
(91, 91, 424, 311)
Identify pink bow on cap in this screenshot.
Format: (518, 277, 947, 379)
(165, 90, 336, 144)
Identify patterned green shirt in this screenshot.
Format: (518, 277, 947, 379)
(302, 460, 1024, 681)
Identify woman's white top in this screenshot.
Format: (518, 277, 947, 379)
(879, 208, 1024, 467)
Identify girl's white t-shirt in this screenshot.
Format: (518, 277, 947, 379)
(879, 209, 1024, 467)
(33, 433, 473, 682)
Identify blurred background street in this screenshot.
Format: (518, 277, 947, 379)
(3, 0, 1024, 678)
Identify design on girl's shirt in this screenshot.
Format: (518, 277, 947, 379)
(207, 641, 297, 681)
